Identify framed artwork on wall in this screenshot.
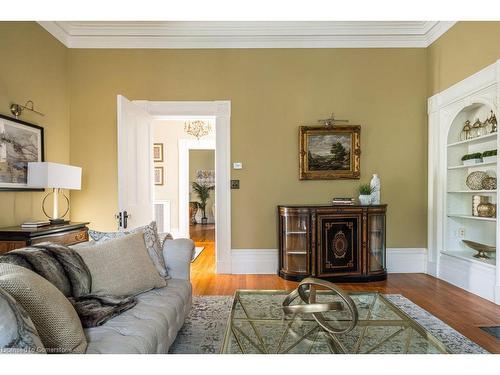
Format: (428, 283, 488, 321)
(154, 166, 164, 186)
(0, 114, 44, 191)
(153, 143, 164, 162)
(299, 125, 360, 180)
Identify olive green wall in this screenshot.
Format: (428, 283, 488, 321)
(428, 21, 500, 96)
(0, 22, 69, 227)
(68, 48, 428, 248)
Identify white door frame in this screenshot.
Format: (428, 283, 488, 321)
(178, 139, 216, 239)
(134, 100, 231, 274)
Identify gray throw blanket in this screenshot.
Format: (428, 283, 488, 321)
(0, 243, 137, 328)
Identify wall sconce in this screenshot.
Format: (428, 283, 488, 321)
(10, 100, 45, 119)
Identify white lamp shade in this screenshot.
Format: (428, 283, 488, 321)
(27, 162, 82, 190)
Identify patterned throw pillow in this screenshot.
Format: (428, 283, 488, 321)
(0, 287, 46, 354)
(88, 222, 171, 278)
(0, 264, 87, 354)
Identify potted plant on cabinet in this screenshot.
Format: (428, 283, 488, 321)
(461, 152, 483, 166)
(358, 184, 373, 205)
(191, 182, 215, 225)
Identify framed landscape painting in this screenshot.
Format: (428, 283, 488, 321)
(0, 114, 44, 191)
(299, 125, 360, 180)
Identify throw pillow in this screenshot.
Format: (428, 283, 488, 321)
(88, 221, 171, 278)
(0, 287, 46, 354)
(74, 232, 167, 297)
(0, 263, 87, 354)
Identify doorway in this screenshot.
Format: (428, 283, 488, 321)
(117, 96, 231, 274)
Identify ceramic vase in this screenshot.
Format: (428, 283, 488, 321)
(370, 174, 381, 204)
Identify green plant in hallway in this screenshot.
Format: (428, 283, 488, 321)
(192, 182, 215, 225)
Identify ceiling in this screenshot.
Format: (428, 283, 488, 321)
(38, 21, 456, 49)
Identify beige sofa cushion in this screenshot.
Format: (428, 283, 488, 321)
(0, 263, 87, 354)
(74, 232, 167, 296)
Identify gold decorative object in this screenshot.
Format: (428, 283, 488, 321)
(462, 239, 496, 259)
(184, 120, 212, 140)
(459, 111, 497, 141)
(471, 118, 482, 138)
(460, 120, 472, 141)
(487, 110, 497, 133)
(282, 277, 358, 334)
(472, 195, 488, 216)
(482, 176, 497, 190)
(466, 171, 488, 190)
(477, 202, 496, 218)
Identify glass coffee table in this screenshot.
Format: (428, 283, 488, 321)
(221, 290, 450, 354)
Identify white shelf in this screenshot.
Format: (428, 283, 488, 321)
(447, 161, 497, 170)
(447, 133, 497, 148)
(447, 214, 496, 222)
(447, 189, 497, 193)
(440, 250, 496, 268)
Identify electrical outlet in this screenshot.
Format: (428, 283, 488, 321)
(457, 227, 466, 239)
(231, 180, 240, 189)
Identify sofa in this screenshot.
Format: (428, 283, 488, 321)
(83, 238, 194, 354)
(0, 235, 195, 354)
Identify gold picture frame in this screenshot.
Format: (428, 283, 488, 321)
(153, 143, 164, 162)
(299, 125, 360, 180)
(154, 166, 164, 186)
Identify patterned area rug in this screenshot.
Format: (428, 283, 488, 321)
(168, 294, 488, 354)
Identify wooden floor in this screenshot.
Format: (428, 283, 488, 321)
(189, 225, 500, 353)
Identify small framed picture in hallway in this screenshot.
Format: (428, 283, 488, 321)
(154, 166, 164, 185)
(153, 143, 164, 162)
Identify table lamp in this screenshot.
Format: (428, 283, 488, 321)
(27, 162, 82, 225)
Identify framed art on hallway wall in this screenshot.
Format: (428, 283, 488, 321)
(0, 114, 44, 191)
(153, 143, 164, 162)
(154, 166, 164, 186)
(299, 125, 360, 180)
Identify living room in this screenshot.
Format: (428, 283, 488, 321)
(1, 0, 499, 373)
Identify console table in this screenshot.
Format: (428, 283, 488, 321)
(278, 205, 387, 282)
(0, 222, 90, 255)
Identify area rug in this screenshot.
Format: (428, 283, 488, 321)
(192, 247, 205, 262)
(168, 295, 488, 354)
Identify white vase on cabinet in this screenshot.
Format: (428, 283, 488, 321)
(370, 174, 381, 204)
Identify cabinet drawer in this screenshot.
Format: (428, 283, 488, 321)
(31, 228, 89, 246)
(0, 241, 27, 255)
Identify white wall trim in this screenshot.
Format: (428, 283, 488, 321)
(39, 21, 455, 49)
(178, 138, 216, 239)
(134, 100, 231, 274)
(386, 248, 427, 273)
(231, 248, 427, 275)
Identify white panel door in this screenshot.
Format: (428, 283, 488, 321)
(117, 95, 154, 230)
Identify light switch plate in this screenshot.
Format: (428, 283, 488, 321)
(233, 162, 243, 169)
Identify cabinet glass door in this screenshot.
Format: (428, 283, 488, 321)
(368, 214, 386, 272)
(282, 213, 309, 274)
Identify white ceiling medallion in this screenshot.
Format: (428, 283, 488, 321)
(38, 21, 456, 49)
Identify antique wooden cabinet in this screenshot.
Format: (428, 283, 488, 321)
(278, 205, 387, 282)
(0, 222, 90, 255)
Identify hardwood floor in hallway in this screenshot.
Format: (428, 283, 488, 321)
(189, 226, 500, 353)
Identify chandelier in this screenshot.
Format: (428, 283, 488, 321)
(184, 120, 211, 140)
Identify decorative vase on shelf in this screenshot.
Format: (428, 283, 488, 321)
(370, 174, 381, 204)
(359, 195, 371, 205)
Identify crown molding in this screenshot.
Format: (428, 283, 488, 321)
(38, 21, 456, 49)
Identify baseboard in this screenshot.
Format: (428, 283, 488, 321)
(386, 248, 427, 273)
(230, 248, 427, 275)
(231, 249, 279, 274)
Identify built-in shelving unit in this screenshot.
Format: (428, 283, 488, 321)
(428, 60, 500, 304)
